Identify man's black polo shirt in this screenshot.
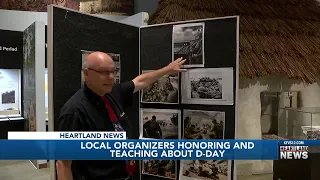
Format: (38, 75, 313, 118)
(56, 81, 135, 180)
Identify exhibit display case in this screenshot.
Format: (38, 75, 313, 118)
(0, 69, 22, 120)
(279, 107, 320, 140)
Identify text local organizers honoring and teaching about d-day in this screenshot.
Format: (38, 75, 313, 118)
(60, 132, 254, 158)
(61, 132, 255, 159)
(5, 131, 283, 160)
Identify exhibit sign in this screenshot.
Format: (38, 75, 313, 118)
(22, 21, 46, 168)
(0, 69, 21, 118)
(0, 29, 23, 69)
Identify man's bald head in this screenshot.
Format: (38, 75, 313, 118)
(84, 52, 114, 69)
(83, 51, 117, 96)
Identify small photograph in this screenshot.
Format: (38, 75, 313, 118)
(2, 90, 15, 104)
(141, 70, 179, 104)
(301, 126, 320, 140)
(181, 68, 234, 105)
(172, 22, 205, 68)
(179, 160, 230, 180)
(140, 109, 181, 139)
(108, 53, 121, 81)
(115, 78, 120, 84)
(142, 160, 176, 179)
(183, 110, 225, 140)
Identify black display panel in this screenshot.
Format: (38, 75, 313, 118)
(51, 6, 140, 140)
(0, 30, 23, 69)
(140, 17, 238, 180)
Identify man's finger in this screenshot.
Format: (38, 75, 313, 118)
(176, 57, 183, 62)
(179, 59, 186, 64)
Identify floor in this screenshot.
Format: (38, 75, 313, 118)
(0, 161, 50, 180)
(0, 160, 273, 180)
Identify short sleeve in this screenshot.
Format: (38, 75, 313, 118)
(111, 80, 135, 108)
(55, 112, 84, 131)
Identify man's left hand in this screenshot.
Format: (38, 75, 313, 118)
(166, 57, 187, 75)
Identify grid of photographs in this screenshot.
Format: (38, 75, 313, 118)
(81, 51, 121, 84)
(140, 21, 235, 180)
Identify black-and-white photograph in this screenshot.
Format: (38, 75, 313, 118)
(179, 160, 230, 180)
(181, 68, 234, 105)
(141, 70, 179, 104)
(172, 22, 205, 68)
(108, 53, 121, 83)
(81, 51, 121, 84)
(140, 109, 181, 139)
(142, 160, 176, 179)
(183, 110, 225, 140)
(301, 126, 320, 140)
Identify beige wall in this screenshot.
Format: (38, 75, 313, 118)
(236, 76, 320, 176)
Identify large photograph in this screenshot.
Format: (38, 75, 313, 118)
(142, 160, 176, 179)
(172, 22, 205, 68)
(140, 109, 181, 139)
(141, 70, 179, 104)
(81, 51, 121, 84)
(179, 160, 230, 180)
(181, 68, 234, 105)
(183, 110, 225, 140)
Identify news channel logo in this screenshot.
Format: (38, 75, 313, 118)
(279, 145, 308, 160)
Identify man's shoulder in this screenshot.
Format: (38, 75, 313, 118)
(60, 89, 86, 116)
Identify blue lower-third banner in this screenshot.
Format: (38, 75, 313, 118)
(0, 139, 280, 160)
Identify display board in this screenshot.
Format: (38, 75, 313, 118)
(47, 5, 140, 180)
(22, 21, 46, 168)
(48, 5, 238, 180)
(140, 17, 238, 180)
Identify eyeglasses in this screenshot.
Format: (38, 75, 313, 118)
(86, 68, 118, 76)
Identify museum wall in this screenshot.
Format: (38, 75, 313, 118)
(0, 9, 47, 31)
(0, 9, 128, 32)
(237, 76, 320, 175)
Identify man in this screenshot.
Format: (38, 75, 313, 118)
(143, 115, 162, 139)
(56, 52, 186, 180)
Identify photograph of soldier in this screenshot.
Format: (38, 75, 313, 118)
(142, 160, 176, 179)
(141, 109, 181, 139)
(172, 22, 204, 68)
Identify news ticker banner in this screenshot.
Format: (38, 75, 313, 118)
(0, 132, 316, 160)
